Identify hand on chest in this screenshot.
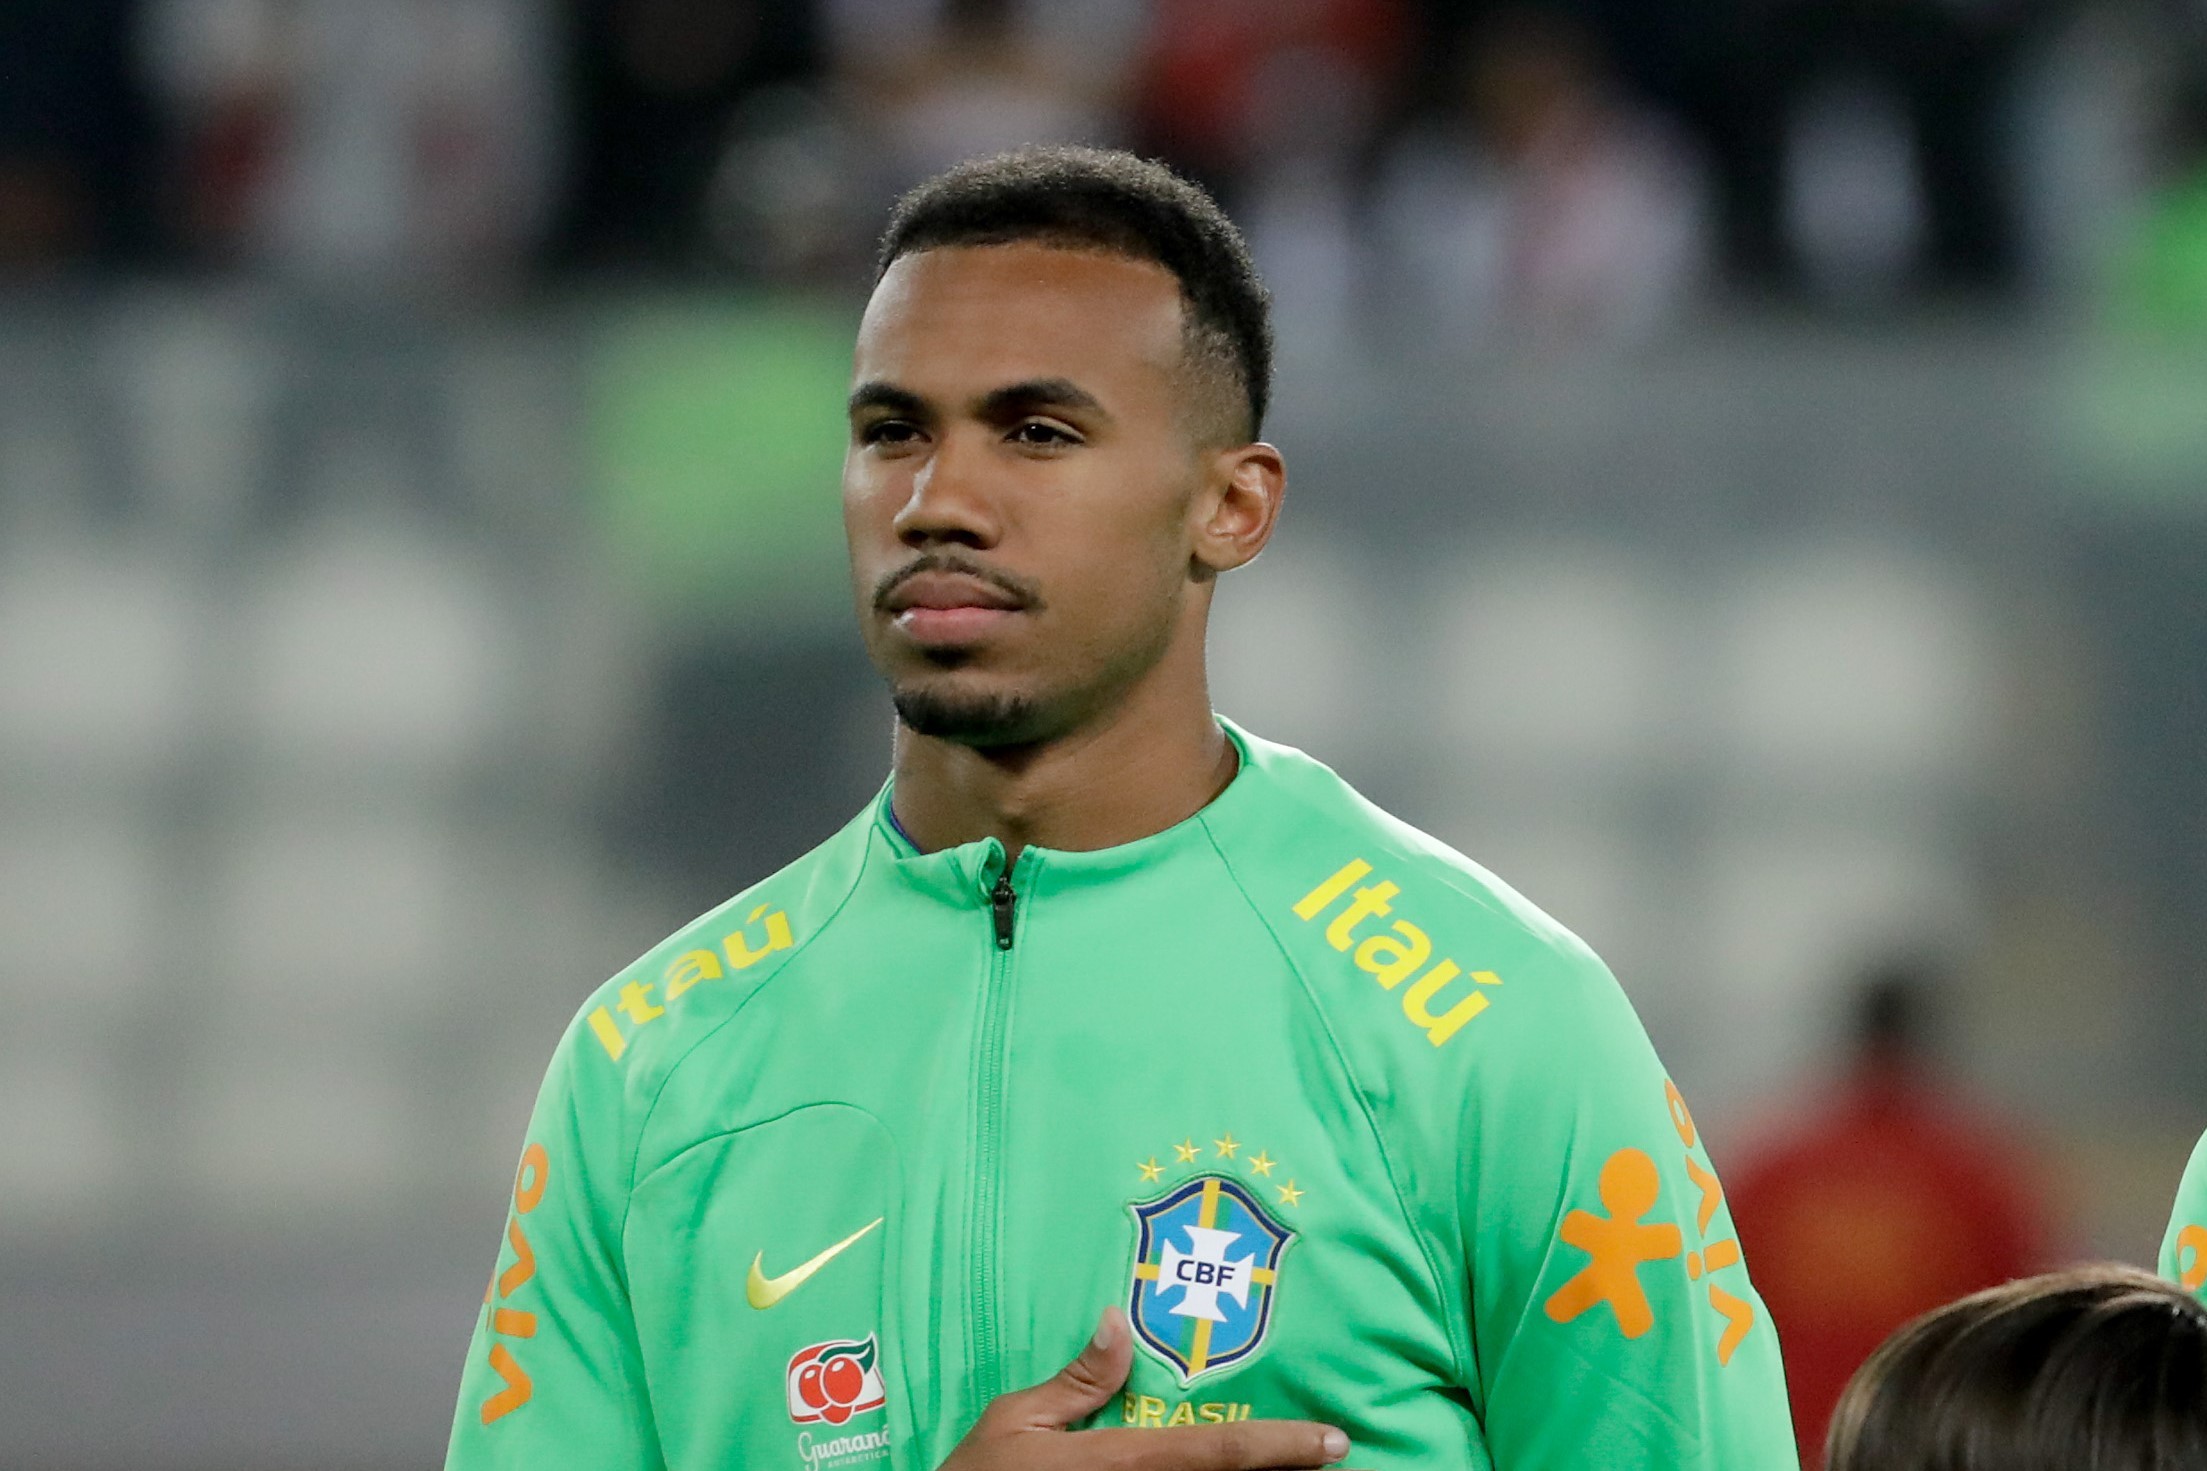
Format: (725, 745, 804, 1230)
(623, 1092, 1471, 1471)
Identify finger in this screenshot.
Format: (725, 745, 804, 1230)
(1085, 1419, 1352, 1470)
(995, 1305, 1134, 1431)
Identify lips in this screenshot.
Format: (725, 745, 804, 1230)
(880, 569, 1031, 646)
(882, 572, 1027, 614)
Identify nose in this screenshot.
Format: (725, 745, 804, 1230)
(891, 430, 1000, 550)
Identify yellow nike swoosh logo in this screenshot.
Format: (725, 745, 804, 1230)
(746, 1216, 885, 1310)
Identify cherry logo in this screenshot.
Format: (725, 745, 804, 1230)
(785, 1334, 886, 1425)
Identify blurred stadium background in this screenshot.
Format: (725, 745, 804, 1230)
(3, 0, 2206, 1466)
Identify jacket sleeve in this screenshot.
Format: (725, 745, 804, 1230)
(2163, 1130, 2207, 1300)
(1460, 944, 1800, 1470)
(446, 1009, 665, 1469)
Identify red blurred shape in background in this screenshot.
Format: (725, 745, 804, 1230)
(1728, 961, 2049, 1469)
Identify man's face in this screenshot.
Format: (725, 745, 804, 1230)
(844, 242, 1216, 747)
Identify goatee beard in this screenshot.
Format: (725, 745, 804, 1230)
(892, 686, 1045, 748)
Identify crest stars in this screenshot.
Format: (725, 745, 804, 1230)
(1135, 1133, 1304, 1206)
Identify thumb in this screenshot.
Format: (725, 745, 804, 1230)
(1002, 1306, 1133, 1431)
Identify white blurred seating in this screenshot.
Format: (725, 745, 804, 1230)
(183, 1038, 407, 1215)
(0, 1050, 122, 1231)
(0, 811, 161, 1010)
(1437, 542, 1676, 777)
(0, 537, 201, 774)
(1715, 543, 1990, 784)
(110, 296, 272, 535)
(209, 802, 465, 1013)
(239, 505, 513, 772)
(1207, 544, 1377, 764)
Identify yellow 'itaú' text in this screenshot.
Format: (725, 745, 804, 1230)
(1293, 860, 1501, 1046)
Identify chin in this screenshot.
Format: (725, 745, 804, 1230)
(890, 681, 1049, 748)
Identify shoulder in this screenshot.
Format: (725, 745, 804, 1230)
(1203, 725, 1627, 1057)
(2166, 1129, 2207, 1294)
(2174, 1129, 2207, 1224)
(549, 801, 879, 1105)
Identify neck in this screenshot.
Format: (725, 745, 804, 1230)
(887, 645, 1236, 860)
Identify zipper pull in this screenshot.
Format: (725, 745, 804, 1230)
(990, 871, 1017, 951)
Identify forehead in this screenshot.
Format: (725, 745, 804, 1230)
(854, 243, 1188, 396)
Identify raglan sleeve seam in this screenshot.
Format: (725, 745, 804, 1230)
(1198, 813, 1482, 1394)
(615, 838, 877, 1254)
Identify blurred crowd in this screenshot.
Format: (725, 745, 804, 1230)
(6, 0, 2207, 339)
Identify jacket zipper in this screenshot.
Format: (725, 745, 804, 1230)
(969, 854, 1019, 1414)
(990, 872, 1016, 950)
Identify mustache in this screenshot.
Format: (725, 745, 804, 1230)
(872, 552, 1044, 613)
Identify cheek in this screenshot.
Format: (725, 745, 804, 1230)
(841, 453, 885, 533)
(841, 457, 911, 570)
(1045, 491, 1193, 635)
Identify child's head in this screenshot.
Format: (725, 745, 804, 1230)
(1827, 1265, 2207, 1471)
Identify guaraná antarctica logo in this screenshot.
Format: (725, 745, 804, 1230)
(785, 1333, 887, 1426)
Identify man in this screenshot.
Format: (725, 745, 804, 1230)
(2166, 1131, 2207, 1301)
(1726, 965, 2046, 1468)
(445, 146, 1797, 1470)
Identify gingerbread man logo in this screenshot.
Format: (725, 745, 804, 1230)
(2178, 1224, 2207, 1294)
(1543, 1148, 1684, 1338)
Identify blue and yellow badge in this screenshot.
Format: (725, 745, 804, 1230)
(1128, 1175, 1294, 1384)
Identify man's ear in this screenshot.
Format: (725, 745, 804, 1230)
(1190, 442, 1286, 578)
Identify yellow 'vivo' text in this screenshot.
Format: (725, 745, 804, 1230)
(480, 1142, 550, 1424)
(1293, 859, 1501, 1046)
(587, 903, 795, 1062)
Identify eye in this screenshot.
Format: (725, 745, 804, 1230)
(859, 419, 921, 447)
(1007, 420, 1078, 447)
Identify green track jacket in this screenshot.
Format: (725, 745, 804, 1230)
(447, 721, 1798, 1470)
(2167, 1131, 2207, 1301)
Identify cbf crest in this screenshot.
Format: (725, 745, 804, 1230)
(1128, 1175, 1295, 1384)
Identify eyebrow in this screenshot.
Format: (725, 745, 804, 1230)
(975, 378, 1106, 420)
(845, 377, 1108, 422)
(847, 381, 926, 418)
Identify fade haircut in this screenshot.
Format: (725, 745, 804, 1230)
(875, 146, 1274, 445)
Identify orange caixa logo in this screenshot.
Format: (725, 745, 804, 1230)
(786, 1334, 887, 1425)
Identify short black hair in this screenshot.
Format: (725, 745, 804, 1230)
(1827, 1266, 2207, 1471)
(875, 146, 1274, 443)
